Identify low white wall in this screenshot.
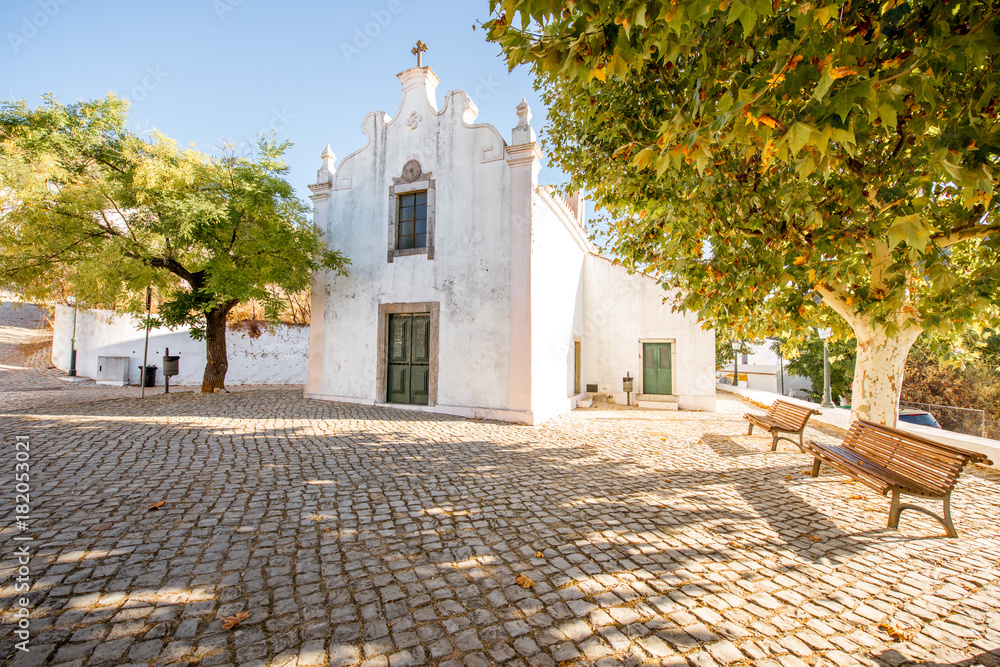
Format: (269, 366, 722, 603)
(718, 384, 999, 468)
(52, 304, 308, 386)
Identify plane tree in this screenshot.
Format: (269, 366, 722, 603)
(485, 0, 1000, 425)
(0, 95, 347, 392)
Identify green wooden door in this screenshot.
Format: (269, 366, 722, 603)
(643, 343, 673, 395)
(387, 314, 430, 405)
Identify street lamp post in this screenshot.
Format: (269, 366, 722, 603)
(68, 296, 78, 377)
(817, 328, 836, 409)
(732, 340, 740, 388)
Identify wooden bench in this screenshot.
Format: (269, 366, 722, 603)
(745, 400, 821, 452)
(803, 419, 993, 537)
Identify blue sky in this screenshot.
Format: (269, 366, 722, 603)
(2, 0, 565, 199)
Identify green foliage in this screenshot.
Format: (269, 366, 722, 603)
(784, 334, 857, 404)
(901, 330, 1000, 421)
(485, 0, 1000, 420)
(0, 94, 347, 335)
(715, 335, 756, 370)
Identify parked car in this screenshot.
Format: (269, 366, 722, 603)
(717, 372, 748, 385)
(898, 408, 942, 429)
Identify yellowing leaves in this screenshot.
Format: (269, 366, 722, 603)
(758, 114, 783, 130)
(829, 66, 859, 79)
(793, 256, 807, 266)
(591, 65, 607, 82)
(881, 54, 908, 69)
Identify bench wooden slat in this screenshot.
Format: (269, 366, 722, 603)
(802, 418, 992, 537)
(744, 400, 820, 452)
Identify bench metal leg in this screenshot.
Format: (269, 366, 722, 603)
(748, 423, 754, 436)
(811, 458, 821, 477)
(772, 433, 806, 453)
(888, 490, 959, 538)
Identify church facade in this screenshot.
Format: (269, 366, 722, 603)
(305, 64, 716, 425)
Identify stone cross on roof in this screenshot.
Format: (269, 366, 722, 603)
(411, 40, 428, 67)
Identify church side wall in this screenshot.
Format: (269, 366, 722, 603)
(582, 256, 717, 410)
(314, 94, 513, 411)
(528, 193, 588, 424)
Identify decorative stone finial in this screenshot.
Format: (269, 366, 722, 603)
(515, 97, 532, 126)
(316, 144, 336, 185)
(512, 98, 536, 145)
(412, 40, 428, 67)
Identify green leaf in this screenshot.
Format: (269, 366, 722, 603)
(786, 122, 813, 156)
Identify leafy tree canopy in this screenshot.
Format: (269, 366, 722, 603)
(0, 94, 347, 391)
(485, 0, 1000, 425)
(782, 334, 857, 404)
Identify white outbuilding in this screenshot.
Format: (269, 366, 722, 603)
(306, 62, 716, 424)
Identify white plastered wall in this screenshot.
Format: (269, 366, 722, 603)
(528, 188, 589, 424)
(581, 256, 717, 411)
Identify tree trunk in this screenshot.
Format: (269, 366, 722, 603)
(202, 307, 230, 393)
(850, 322, 922, 427)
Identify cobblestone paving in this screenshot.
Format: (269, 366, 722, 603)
(1, 390, 998, 667)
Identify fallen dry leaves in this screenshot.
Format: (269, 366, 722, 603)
(558, 661, 576, 667)
(534, 551, 544, 559)
(785, 475, 793, 481)
(805, 534, 822, 542)
(515, 574, 535, 589)
(221, 612, 250, 630)
(849, 494, 866, 500)
(878, 622, 916, 642)
(147, 501, 165, 511)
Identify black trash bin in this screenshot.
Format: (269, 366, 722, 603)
(139, 365, 158, 388)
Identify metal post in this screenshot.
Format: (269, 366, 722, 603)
(68, 298, 78, 377)
(821, 338, 836, 409)
(778, 344, 785, 395)
(733, 344, 739, 388)
(141, 287, 151, 399)
(164, 347, 170, 395)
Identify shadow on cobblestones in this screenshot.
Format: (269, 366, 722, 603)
(0, 391, 997, 667)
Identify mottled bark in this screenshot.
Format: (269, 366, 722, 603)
(850, 322, 922, 428)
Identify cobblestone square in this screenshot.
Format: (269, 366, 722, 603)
(2, 387, 999, 667)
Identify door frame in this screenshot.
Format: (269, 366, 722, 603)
(377, 302, 440, 406)
(638, 338, 677, 398)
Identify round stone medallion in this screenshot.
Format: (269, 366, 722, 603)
(401, 159, 422, 182)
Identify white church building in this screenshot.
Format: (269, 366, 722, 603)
(305, 61, 716, 425)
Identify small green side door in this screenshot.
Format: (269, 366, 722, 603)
(387, 314, 430, 405)
(642, 343, 673, 395)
